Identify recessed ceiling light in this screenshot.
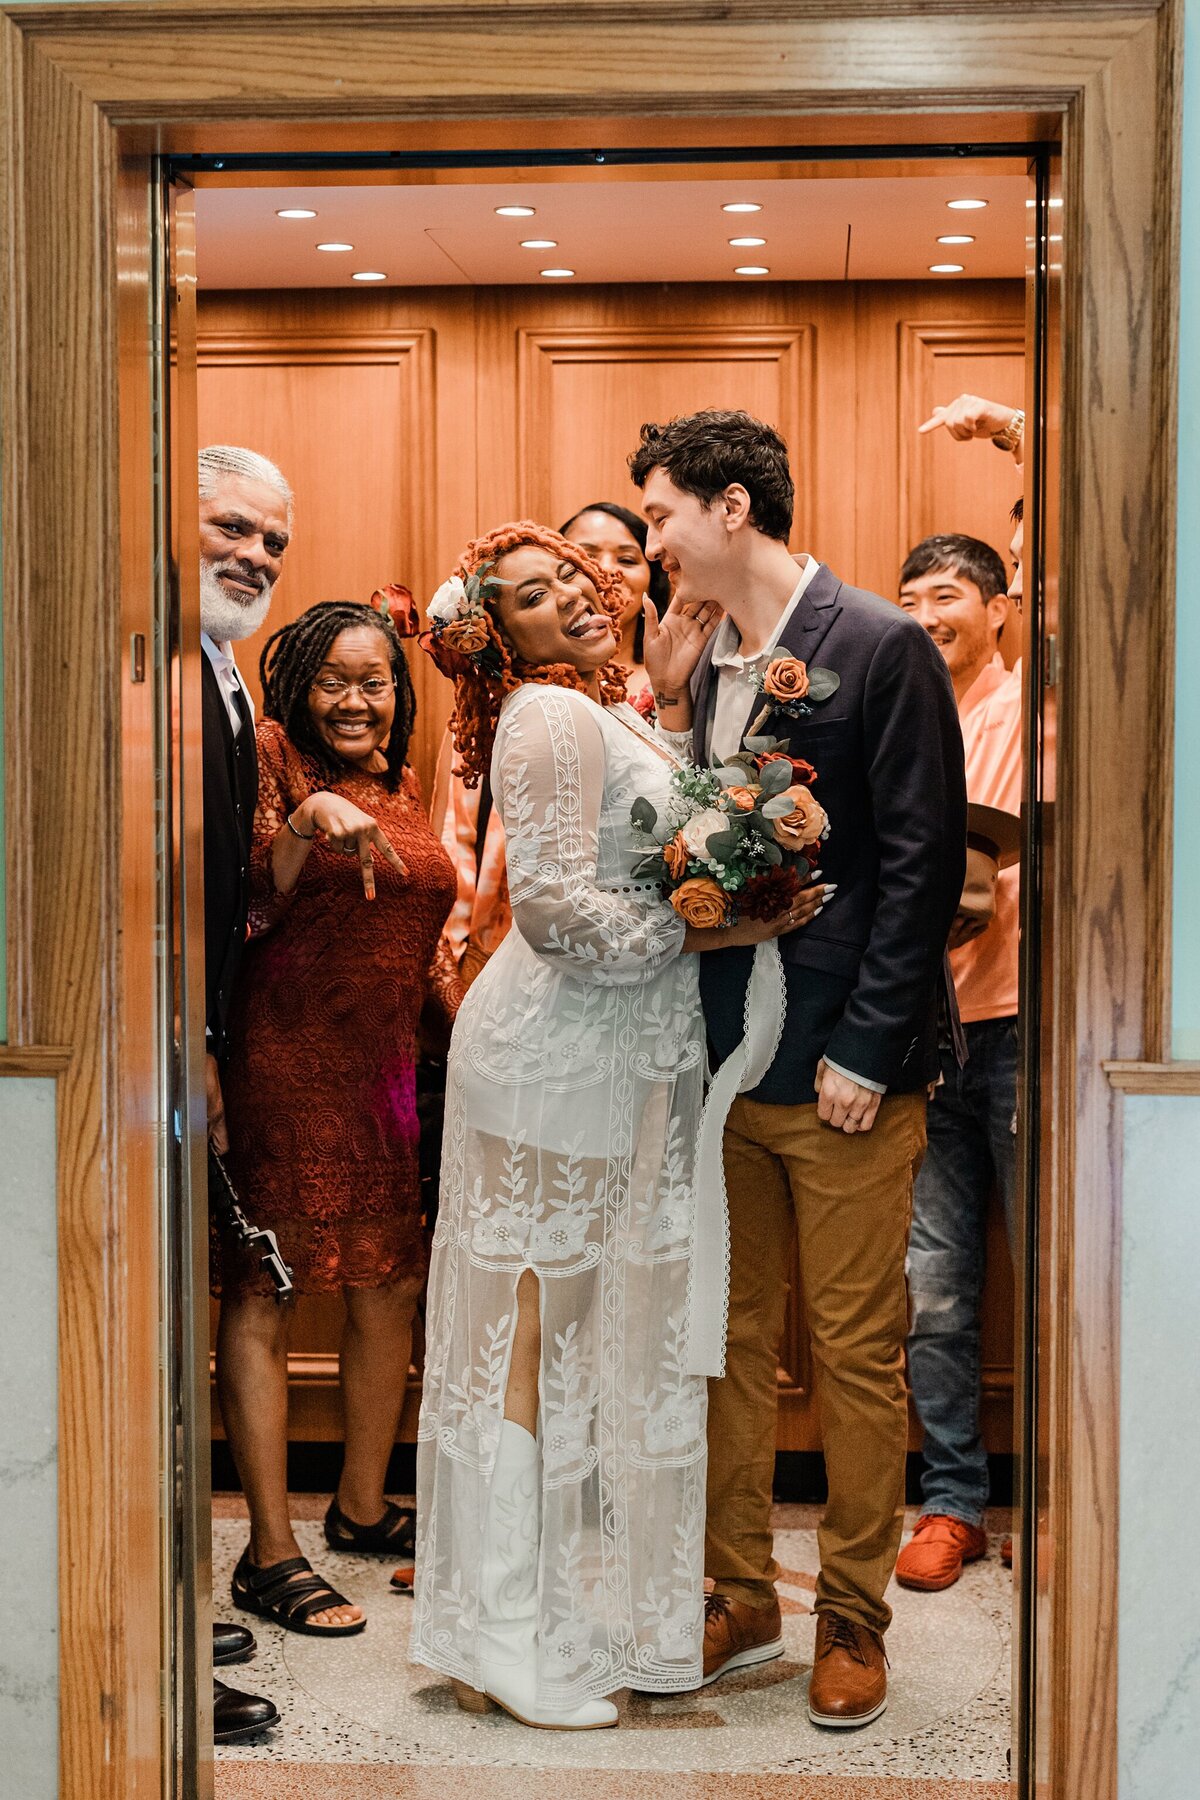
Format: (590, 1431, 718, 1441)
(276, 208, 317, 220)
(723, 201, 762, 214)
(316, 241, 353, 252)
(520, 238, 558, 249)
(929, 262, 965, 274)
(352, 271, 387, 282)
(496, 204, 536, 218)
(947, 199, 987, 211)
(735, 265, 770, 276)
(938, 234, 975, 245)
(540, 267, 575, 278)
(729, 236, 766, 248)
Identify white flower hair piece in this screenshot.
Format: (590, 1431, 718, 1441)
(427, 575, 470, 627)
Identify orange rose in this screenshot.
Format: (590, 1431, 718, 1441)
(762, 655, 810, 702)
(663, 832, 691, 879)
(670, 876, 731, 929)
(725, 786, 758, 812)
(771, 784, 830, 850)
(442, 614, 491, 655)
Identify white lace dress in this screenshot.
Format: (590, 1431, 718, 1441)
(412, 683, 707, 1702)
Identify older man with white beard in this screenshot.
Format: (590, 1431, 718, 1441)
(198, 443, 291, 1745)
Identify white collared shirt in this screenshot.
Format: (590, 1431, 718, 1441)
(201, 633, 255, 736)
(659, 554, 885, 1097)
(706, 554, 820, 767)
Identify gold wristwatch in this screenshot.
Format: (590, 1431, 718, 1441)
(992, 408, 1025, 454)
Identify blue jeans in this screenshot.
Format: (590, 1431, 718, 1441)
(905, 1015, 1018, 1528)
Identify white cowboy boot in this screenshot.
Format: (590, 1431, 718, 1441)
(451, 1419, 617, 1730)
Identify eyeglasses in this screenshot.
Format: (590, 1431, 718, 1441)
(310, 676, 395, 702)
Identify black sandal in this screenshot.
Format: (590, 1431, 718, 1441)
(323, 1496, 416, 1560)
(231, 1547, 366, 1638)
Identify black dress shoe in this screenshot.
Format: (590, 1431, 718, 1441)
(213, 1678, 279, 1743)
(213, 1621, 256, 1666)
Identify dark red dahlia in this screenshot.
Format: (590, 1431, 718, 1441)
(739, 864, 802, 921)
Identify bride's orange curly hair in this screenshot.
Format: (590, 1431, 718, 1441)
(421, 520, 628, 788)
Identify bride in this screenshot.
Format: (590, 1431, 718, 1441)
(410, 522, 824, 1729)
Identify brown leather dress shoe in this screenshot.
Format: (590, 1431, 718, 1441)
(894, 1513, 988, 1591)
(807, 1611, 888, 1728)
(701, 1592, 785, 1687)
(1000, 1534, 1013, 1567)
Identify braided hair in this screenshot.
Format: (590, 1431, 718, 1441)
(259, 600, 416, 791)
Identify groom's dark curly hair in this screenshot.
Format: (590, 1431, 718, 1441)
(628, 408, 794, 543)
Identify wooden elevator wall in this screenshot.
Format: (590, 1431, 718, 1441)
(200, 277, 1023, 1455)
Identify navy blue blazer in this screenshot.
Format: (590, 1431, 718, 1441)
(694, 562, 967, 1099)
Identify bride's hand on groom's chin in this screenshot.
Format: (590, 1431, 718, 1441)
(642, 593, 721, 717)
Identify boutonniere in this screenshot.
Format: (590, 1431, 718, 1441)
(747, 650, 840, 737)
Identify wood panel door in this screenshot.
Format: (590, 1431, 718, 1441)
(200, 277, 1023, 1458)
(517, 324, 814, 545)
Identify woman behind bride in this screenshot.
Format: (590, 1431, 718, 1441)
(411, 522, 825, 1729)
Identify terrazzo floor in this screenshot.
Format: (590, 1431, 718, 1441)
(212, 1496, 1011, 1797)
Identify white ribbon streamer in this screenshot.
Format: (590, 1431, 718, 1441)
(684, 935, 788, 1377)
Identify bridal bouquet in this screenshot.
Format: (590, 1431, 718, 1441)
(629, 736, 829, 929)
(630, 732, 831, 1386)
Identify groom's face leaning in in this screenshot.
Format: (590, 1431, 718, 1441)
(630, 408, 797, 612)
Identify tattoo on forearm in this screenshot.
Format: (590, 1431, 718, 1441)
(655, 691, 683, 710)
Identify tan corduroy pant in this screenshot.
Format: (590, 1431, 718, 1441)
(705, 1089, 926, 1635)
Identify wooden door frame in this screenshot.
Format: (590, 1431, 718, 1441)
(0, 3, 1183, 1796)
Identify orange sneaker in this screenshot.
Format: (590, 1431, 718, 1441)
(894, 1514, 988, 1591)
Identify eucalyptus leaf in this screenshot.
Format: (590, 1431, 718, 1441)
(760, 840, 783, 866)
(713, 765, 747, 787)
(743, 734, 782, 755)
(761, 793, 796, 819)
(630, 796, 658, 834)
(705, 829, 744, 861)
(806, 667, 841, 703)
(631, 853, 668, 878)
(758, 758, 793, 798)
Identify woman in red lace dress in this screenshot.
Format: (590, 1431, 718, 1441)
(216, 597, 462, 1638)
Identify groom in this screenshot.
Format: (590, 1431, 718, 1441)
(631, 410, 966, 1727)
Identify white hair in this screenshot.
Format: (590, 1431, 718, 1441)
(198, 444, 293, 521)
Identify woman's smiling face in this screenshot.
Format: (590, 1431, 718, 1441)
(305, 626, 396, 767)
(489, 545, 616, 672)
(562, 510, 651, 631)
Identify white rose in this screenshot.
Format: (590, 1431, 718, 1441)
(679, 807, 731, 861)
(428, 575, 467, 625)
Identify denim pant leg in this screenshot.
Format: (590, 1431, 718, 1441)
(981, 1017, 1020, 1254)
(905, 1038, 995, 1527)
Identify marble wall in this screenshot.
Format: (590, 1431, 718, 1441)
(0, 1078, 58, 1799)
(1118, 1095, 1200, 1799)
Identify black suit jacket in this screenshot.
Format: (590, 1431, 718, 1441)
(694, 562, 966, 1099)
(202, 652, 258, 1062)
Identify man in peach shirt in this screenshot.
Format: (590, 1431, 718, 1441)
(893, 513, 1023, 1590)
